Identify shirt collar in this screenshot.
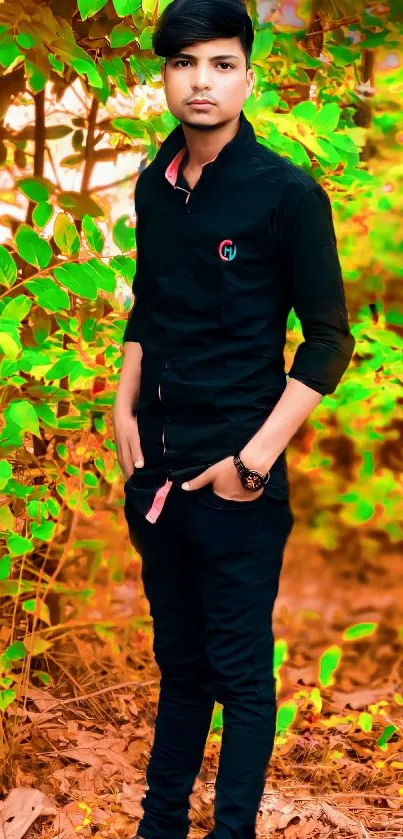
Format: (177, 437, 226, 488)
(158, 110, 256, 185)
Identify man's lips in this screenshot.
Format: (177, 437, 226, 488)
(188, 99, 215, 105)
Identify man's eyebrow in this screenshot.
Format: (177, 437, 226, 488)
(170, 52, 240, 61)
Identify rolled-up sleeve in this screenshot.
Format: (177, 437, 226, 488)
(278, 180, 355, 395)
(123, 178, 147, 344)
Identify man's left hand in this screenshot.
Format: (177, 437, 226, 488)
(180, 455, 264, 502)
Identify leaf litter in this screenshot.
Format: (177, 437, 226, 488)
(1, 504, 402, 839)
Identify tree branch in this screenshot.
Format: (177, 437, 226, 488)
(25, 89, 45, 226)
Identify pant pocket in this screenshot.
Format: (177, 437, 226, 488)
(196, 483, 266, 510)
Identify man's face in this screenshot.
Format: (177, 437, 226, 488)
(161, 37, 254, 130)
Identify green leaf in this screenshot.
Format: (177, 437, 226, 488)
(87, 258, 116, 292)
(251, 26, 275, 62)
(1, 295, 32, 322)
(51, 38, 103, 89)
(110, 24, 137, 48)
(45, 352, 80, 380)
(113, 215, 136, 252)
(0, 555, 11, 581)
(16, 32, 36, 49)
(313, 103, 341, 135)
(113, 0, 142, 14)
(276, 700, 297, 733)
(2, 641, 27, 667)
(111, 118, 149, 139)
(139, 26, 154, 50)
(82, 215, 104, 254)
(129, 53, 161, 84)
(15, 225, 52, 270)
(110, 255, 136, 283)
(54, 214, 80, 256)
(210, 704, 223, 732)
(0, 32, 21, 69)
(24, 277, 70, 312)
(343, 622, 377, 641)
(32, 202, 53, 229)
(377, 724, 397, 750)
(0, 333, 20, 359)
(100, 56, 128, 94)
(318, 645, 341, 687)
(358, 712, 372, 732)
(291, 101, 317, 122)
(273, 638, 287, 672)
(328, 133, 358, 154)
(315, 137, 341, 167)
(0, 247, 17, 287)
(25, 60, 47, 94)
(78, 0, 108, 20)
(57, 192, 104, 220)
(49, 53, 64, 74)
(7, 400, 40, 436)
(60, 153, 85, 168)
(0, 690, 16, 711)
(33, 671, 51, 685)
(142, 0, 157, 15)
(17, 177, 54, 203)
(0, 460, 12, 480)
(53, 264, 98, 300)
(328, 45, 358, 66)
(31, 521, 56, 541)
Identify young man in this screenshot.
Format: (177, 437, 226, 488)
(113, 1, 355, 837)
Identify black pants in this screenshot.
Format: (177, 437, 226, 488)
(124, 482, 294, 839)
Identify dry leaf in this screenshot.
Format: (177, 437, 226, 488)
(0, 788, 57, 839)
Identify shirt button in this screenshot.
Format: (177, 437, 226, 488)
(164, 361, 171, 369)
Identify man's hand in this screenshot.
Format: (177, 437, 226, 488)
(181, 455, 264, 502)
(113, 408, 144, 481)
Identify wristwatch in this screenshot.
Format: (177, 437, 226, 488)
(233, 453, 270, 492)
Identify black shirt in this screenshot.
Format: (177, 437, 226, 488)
(122, 111, 355, 522)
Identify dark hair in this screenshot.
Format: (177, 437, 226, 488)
(152, 0, 254, 70)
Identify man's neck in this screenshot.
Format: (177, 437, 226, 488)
(181, 113, 241, 169)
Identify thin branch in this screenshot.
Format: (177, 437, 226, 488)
(45, 142, 62, 191)
(81, 96, 99, 193)
(89, 173, 136, 193)
(25, 89, 45, 226)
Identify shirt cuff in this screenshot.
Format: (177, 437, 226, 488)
(288, 333, 356, 395)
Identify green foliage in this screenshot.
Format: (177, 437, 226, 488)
(318, 645, 342, 687)
(15, 224, 52, 269)
(343, 622, 377, 641)
(276, 700, 298, 733)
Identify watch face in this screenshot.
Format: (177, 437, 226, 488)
(244, 471, 263, 490)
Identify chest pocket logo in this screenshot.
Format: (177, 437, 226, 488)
(218, 239, 237, 262)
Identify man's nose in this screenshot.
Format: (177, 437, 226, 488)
(191, 66, 212, 89)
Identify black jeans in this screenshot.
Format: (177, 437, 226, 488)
(124, 481, 294, 839)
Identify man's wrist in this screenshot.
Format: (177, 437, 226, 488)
(238, 444, 272, 476)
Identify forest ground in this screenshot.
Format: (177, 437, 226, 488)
(4, 490, 403, 839)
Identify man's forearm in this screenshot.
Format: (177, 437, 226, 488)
(239, 377, 323, 474)
(115, 341, 143, 414)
